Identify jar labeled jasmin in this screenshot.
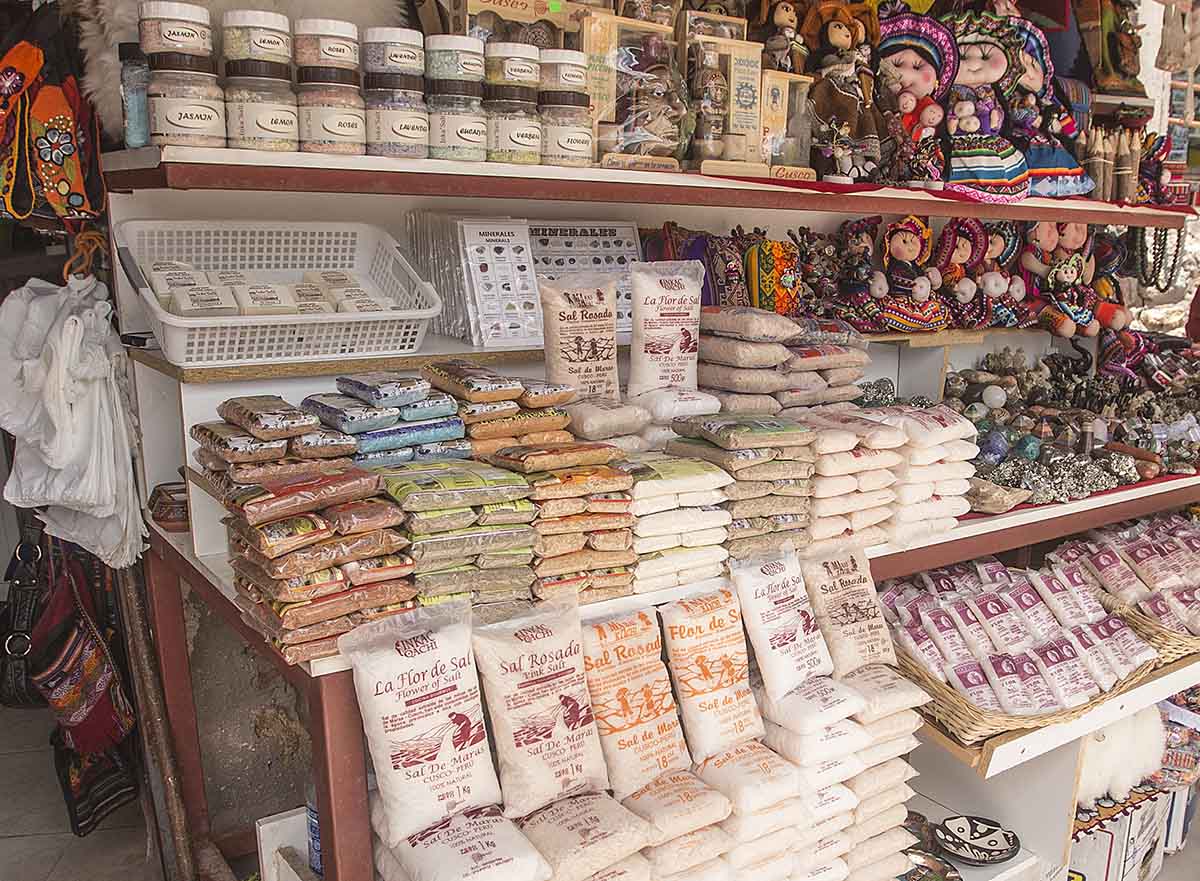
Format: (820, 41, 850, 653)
(225, 60, 298, 151)
(539, 91, 592, 167)
(363, 27, 424, 75)
(484, 85, 540, 164)
(484, 42, 540, 87)
(428, 80, 485, 161)
(148, 53, 225, 147)
(426, 35, 484, 82)
(139, 1, 212, 57)
(365, 73, 428, 158)
(539, 49, 587, 91)
(222, 10, 292, 65)
(297, 67, 365, 154)
(294, 19, 359, 70)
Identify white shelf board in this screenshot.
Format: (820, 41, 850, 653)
(908, 792, 1041, 881)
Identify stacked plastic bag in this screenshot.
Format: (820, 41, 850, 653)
(627, 388, 722, 451)
(0, 276, 146, 567)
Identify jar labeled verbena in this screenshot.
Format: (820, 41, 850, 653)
(225, 60, 297, 151)
(139, 1, 212, 57)
(297, 66, 365, 155)
(363, 27, 424, 75)
(148, 52, 225, 147)
(294, 19, 359, 70)
(484, 85, 540, 164)
(484, 42, 539, 87)
(539, 91, 592, 167)
(222, 10, 291, 65)
(428, 79, 485, 161)
(365, 73, 428, 158)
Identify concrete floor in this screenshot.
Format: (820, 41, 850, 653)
(1158, 846, 1199, 881)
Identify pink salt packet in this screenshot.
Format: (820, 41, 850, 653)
(943, 659, 1004, 713)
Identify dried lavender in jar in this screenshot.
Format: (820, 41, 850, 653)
(364, 73, 428, 158)
(362, 27, 424, 75)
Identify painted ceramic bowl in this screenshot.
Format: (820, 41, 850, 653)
(933, 815, 1020, 866)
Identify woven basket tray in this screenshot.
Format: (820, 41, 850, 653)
(897, 648, 1158, 746)
(1095, 591, 1200, 667)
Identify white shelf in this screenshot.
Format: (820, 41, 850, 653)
(908, 793, 1041, 881)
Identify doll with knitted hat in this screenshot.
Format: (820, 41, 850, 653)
(1086, 231, 1132, 331)
(933, 218, 992, 328)
(978, 220, 1035, 327)
(1038, 252, 1101, 337)
(834, 214, 886, 331)
(871, 214, 948, 332)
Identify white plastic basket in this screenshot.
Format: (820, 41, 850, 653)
(115, 220, 442, 367)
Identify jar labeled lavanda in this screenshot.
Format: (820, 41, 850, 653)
(539, 49, 587, 91)
(484, 85, 540, 164)
(294, 19, 359, 70)
(484, 42, 540, 87)
(425, 35, 484, 81)
(139, 1, 212, 56)
(297, 67, 365, 154)
(363, 27, 424, 75)
(539, 91, 592, 166)
(223, 10, 292, 65)
(148, 53, 225, 147)
(365, 73, 428, 158)
(225, 60, 297, 150)
(428, 79, 485, 161)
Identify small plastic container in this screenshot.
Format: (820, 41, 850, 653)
(120, 42, 151, 149)
(294, 19, 360, 70)
(539, 49, 587, 91)
(363, 27, 424, 75)
(225, 60, 298, 151)
(139, 1, 212, 56)
(539, 91, 592, 166)
(425, 35, 484, 82)
(222, 10, 292, 65)
(148, 52, 225, 147)
(484, 42, 540, 87)
(484, 85, 540, 164)
(365, 73, 428, 158)
(428, 79, 485, 161)
(297, 67, 365, 155)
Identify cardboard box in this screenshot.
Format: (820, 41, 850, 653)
(1071, 789, 1171, 881)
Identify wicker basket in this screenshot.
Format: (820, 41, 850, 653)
(1095, 591, 1200, 667)
(897, 648, 1158, 746)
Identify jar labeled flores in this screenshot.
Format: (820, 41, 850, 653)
(428, 79, 485, 161)
(294, 18, 359, 70)
(225, 60, 297, 150)
(365, 73, 428, 158)
(148, 52, 225, 147)
(298, 67, 365, 154)
(539, 91, 592, 166)
(222, 10, 292, 65)
(139, 1, 212, 56)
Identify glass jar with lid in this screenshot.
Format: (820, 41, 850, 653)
(297, 67, 365, 154)
(425, 35, 484, 82)
(428, 79, 485, 161)
(539, 49, 587, 91)
(539, 91, 592, 167)
(484, 85, 540, 164)
(365, 73, 428, 158)
(363, 27, 424, 75)
(225, 60, 297, 151)
(294, 18, 359, 70)
(147, 52, 226, 147)
(222, 10, 292, 65)
(139, 1, 212, 56)
(484, 42, 540, 87)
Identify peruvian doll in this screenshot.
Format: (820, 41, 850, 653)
(933, 218, 992, 328)
(1089, 231, 1132, 331)
(940, 12, 1030, 203)
(1038, 253, 1101, 337)
(979, 220, 1035, 327)
(834, 214, 886, 331)
(871, 214, 948, 332)
(1008, 19, 1093, 197)
(1018, 219, 1059, 308)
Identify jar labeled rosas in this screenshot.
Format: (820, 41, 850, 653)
(297, 67, 365, 154)
(139, 1, 212, 57)
(225, 60, 298, 151)
(365, 73, 428, 158)
(425, 35, 484, 82)
(222, 10, 292, 65)
(363, 27, 424, 75)
(428, 79, 485, 161)
(148, 52, 225, 147)
(484, 85, 540, 164)
(539, 49, 587, 91)
(539, 91, 592, 167)
(294, 19, 359, 70)
(484, 42, 540, 87)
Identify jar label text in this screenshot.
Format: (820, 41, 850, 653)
(151, 97, 226, 137)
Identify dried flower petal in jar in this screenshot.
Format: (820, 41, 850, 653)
(484, 42, 540, 87)
(539, 49, 587, 90)
(225, 60, 297, 151)
(294, 18, 359, 70)
(484, 85, 541, 164)
(148, 52, 226, 147)
(139, 1, 212, 56)
(425, 35, 485, 81)
(363, 27, 424, 75)
(539, 90, 592, 166)
(222, 10, 291, 64)
(428, 79, 486, 161)
(365, 73, 428, 158)
(297, 66, 365, 155)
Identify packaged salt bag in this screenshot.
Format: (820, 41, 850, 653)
(801, 782, 858, 823)
(810, 830, 853, 865)
(751, 675, 866, 733)
(896, 592, 939, 628)
(1030, 637, 1099, 708)
(583, 610, 691, 799)
(1140, 593, 1191, 634)
(473, 597, 610, 817)
(1052, 563, 1108, 624)
(518, 793, 655, 881)
(844, 829, 918, 874)
(1117, 537, 1185, 592)
(1063, 626, 1118, 690)
(762, 720, 864, 772)
(966, 591, 1035, 651)
(621, 770, 732, 846)
(801, 551, 895, 677)
(854, 733, 920, 767)
(731, 547, 833, 701)
(1027, 570, 1089, 629)
(692, 740, 801, 814)
(659, 590, 764, 761)
(918, 607, 974, 662)
(999, 575, 1063, 639)
(591, 855, 652, 881)
(723, 826, 793, 870)
(845, 759, 916, 801)
(1164, 587, 1200, 635)
(846, 802, 908, 848)
(389, 805, 553, 881)
(791, 753, 867, 790)
(853, 784, 914, 824)
(944, 658, 1004, 712)
(627, 261, 704, 398)
(842, 664, 931, 724)
(857, 404, 975, 447)
(643, 825, 734, 875)
(718, 795, 808, 843)
(763, 718, 871, 765)
(794, 859, 849, 881)
(1008, 650, 1061, 713)
(860, 709, 922, 745)
(728, 849, 794, 881)
(944, 599, 994, 654)
(1092, 615, 1157, 670)
(1081, 543, 1152, 604)
(655, 857, 732, 881)
(844, 853, 912, 881)
(979, 653, 1035, 715)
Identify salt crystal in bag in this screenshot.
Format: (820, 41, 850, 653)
(627, 261, 705, 398)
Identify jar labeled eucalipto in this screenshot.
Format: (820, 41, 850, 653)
(428, 79, 485, 161)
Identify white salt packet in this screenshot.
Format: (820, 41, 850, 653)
(643, 825, 733, 875)
(1091, 616, 1157, 672)
(1053, 563, 1108, 624)
(683, 527, 730, 547)
(338, 602, 502, 844)
(815, 449, 904, 477)
(629, 388, 721, 425)
(628, 261, 704, 398)
(885, 495, 970, 523)
(473, 597, 610, 817)
(861, 709, 922, 745)
(730, 850, 794, 881)
(811, 490, 897, 519)
(808, 428, 860, 455)
(1081, 543, 1152, 604)
(636, 545, 729, 578)
(1030, 637, 1099, 708)
(718, 795, 808, 843)
(622, 770, 732, 846)
(374, 837, 414, 881)
(853, 784, 914, 824)
(854, 734, 919, 768)
(680, 563, 728, 583)
(845, 759, 916, 801)
(843, 664, 931, 724)
(654, 857, 731, 881)
(594, 855, 652, 881)
(896, 592, 939, 628)
(856, 404, 975, 447)
(800, 782, 859, 824)
(966, 591, 1035, 651)
(693, 740, 801, 814)
(999, 575, 1063, 639)
(724, 827, 793, 869)
(752, 675, 866, 733)
(636, 508, 731, 538)
(566, 398, 654, 441)
(812, 475, 859, 498)
(631, 494, 680, 517)
(519, 793, 656, 881)
(919, 607, 974, 662)
(944, 658, 1004, 712)
(856, 470, 896, 493)
(583, 610, 691, 799)
(794, 859, 849, 881)
(893, 623, 946, 683)
(1028, 570, 1090, 629)
(941, 439, 980, 462)
(635, 534, 683, 555)
(898, 443, 947, 466)
(1164, 588, 1200, 635)
(610, 433, 652, 454)
(943, 599, 993, 654)
(812, 516, 853, 542)
(679, 489, 729, 507)
(894, 483, 935, 505)
(881, 517, 958, 548)
(979, 653, 1036, 715)
(933, 478, 971, 496)
(844, 829, 918, 873)
(802, 551, 895, 677)
(634, 571, 680, 594)
(792, 754, 867, 790)
(1011, 650, 1062, 712)
(846, 803, 908, 848)
(660, 589, 764, 761)
(732, 546, 833, 701)
(762, 719, 869, 769)
(388, 804, 553, 881)
(810, 831, 852, 865)
(1063, 626, 1117, 691)
(1117, 537, 1186, 592)
(640, 424, 680, 451)
(845, 854, 913, 881)
(793, 412, 906, 450)
(623, 456, 735, 500)
(891, 460, 975, 484)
